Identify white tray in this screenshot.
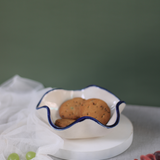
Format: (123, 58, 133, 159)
(52, 114, 133, 160)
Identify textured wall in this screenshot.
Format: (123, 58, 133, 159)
(0, 0, 160, 106)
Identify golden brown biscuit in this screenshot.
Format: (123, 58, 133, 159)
(79, 98, 110, 125)
(59, 97, 85, 120)
(55, 119, 75, 128)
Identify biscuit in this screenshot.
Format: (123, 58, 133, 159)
(59, 97, 85, 120)
(55, 119, 75, 128)
(79, 98, 110, 125)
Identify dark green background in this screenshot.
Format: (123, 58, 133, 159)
(0, 0, 160, 107)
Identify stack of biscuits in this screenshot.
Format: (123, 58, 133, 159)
(55, 97, 111, 128)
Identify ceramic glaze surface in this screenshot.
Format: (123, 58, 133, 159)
(36, 85, 126, 139)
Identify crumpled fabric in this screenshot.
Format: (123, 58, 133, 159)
(0, 75, 64, 160)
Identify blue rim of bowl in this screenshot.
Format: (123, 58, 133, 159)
(36, 85, 126, 130)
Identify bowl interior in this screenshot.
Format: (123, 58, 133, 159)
(37, 86, 120, 124)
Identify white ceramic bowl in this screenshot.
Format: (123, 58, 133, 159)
(36, 85, 126, 139)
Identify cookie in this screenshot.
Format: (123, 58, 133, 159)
(59, 97, 85, 120)
(79, 98, 111, 125)
(55, 119, 75, 128)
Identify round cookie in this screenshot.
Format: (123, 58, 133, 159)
(55, 119, 75, 128)
(79, 98, 111, 125)
(59, 97, 85, 120)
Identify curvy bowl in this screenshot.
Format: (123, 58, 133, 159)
(36, 85, 126, 139)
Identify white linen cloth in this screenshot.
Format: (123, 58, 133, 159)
(0, 75, 64, 160)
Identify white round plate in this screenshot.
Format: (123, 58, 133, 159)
(52, 114, 133, 160)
